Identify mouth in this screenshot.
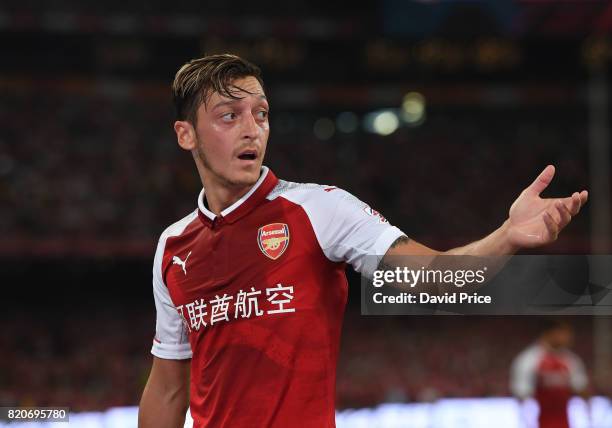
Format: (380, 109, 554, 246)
(237, 149, 258, 161)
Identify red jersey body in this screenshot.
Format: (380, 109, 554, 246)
(511, 343, 587, 428)
(150, 167, 404, 427)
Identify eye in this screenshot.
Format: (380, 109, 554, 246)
(256, 110, 269, 120)
(221, 112, 237, 122)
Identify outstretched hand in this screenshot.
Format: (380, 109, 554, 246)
(507, 165, 588, 248)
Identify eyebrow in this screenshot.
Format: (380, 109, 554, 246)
(211, 95, 268, 111)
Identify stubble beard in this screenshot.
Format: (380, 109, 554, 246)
(195, 139, 259, 189)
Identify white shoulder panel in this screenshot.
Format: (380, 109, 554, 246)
(510, 344, 543, 399)
(150, 210, 198, 360)
(270, 180, 405, 277)
(565, 350, 588, 392)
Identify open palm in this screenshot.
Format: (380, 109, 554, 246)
(507, 165, 588, 248)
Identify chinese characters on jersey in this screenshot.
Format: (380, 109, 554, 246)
(176, 283, 295, 332)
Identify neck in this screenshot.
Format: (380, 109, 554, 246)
(539, 339, 560, 351)
(192, 153, 263, 216)
(203, 180, 254, 215)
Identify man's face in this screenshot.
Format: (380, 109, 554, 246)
(546, 327, 574, 349)
(193, 76, 269, 189)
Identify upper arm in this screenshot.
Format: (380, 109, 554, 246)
(151, 235, 192, 360)
(510, 348, 539, 398)
(376, 235, 440, 276)
(285, 187, 406, 276)
(383, 235, 440, 257)
(568, 353, 588, 393)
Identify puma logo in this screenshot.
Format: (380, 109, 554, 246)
(172, 251, 192, 275)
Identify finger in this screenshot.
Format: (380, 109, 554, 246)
(543, 211, 559, 242)
(555, 200, 572, 228)
(579, 190, 588, 206)
(561, 192, 581, 216)
(527, 165, 555, 196)
(570, 192, 581, 215)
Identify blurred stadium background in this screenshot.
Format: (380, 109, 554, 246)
(1, 0, 612, 426)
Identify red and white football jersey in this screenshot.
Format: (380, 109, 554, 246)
(510, 343, 588, 428)
(150, 167, 404, 427)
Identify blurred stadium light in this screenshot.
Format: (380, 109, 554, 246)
(401, 92, 426, 126)
(364, 110, 400, 136)
(336, 112, 359, 134)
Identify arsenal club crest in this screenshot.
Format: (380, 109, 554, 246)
(258, 223, 290, 260)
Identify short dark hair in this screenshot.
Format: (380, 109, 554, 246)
(172, 53, 264, 124)
(540, 318, 571, 334)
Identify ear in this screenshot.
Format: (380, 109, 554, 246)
(174, 120, 197, 151)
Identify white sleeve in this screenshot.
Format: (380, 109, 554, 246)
(567, 352, 588, 392)
(150, 235, 192, 360)
(283, 187, 405, 277)
(510, 346, 540, 399)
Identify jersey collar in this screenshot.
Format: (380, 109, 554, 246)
(197, 166, 278, 227)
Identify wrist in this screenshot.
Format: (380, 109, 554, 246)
(499, 219, 520, 255)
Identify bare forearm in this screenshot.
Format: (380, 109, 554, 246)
(381, 221, 517, 294)
(444, 219, 518, 256)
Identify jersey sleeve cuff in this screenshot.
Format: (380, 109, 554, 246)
(151, 341, 193, 360)
(362, 226, 406, 278)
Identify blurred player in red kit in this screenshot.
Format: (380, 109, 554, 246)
(511, 320, 589, 428)
(137, 54, 588, 427)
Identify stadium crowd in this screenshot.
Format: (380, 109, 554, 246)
(1, 85, 590, 253)
(0, 308, 597, 410)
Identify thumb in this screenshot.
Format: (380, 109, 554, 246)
(526, 165, 555, 196)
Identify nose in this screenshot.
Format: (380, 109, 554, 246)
(241, 112, 260, 140)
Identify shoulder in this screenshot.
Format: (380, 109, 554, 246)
(267, 179, 334, 200)
(562, 349, 584, 365)
(514, 343, 544, 366)
(267, 179, 362, 209)
(158, 209, 199, 244)
(153, 210, 199, 277)
(267, 178, 393, 230)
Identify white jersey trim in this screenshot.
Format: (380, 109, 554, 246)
(197, 166, 270, 220)
(151, 210, 198, 360)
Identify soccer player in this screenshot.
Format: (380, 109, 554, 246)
(138, 54, 588, 428)
(510, 320, 589, 428)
